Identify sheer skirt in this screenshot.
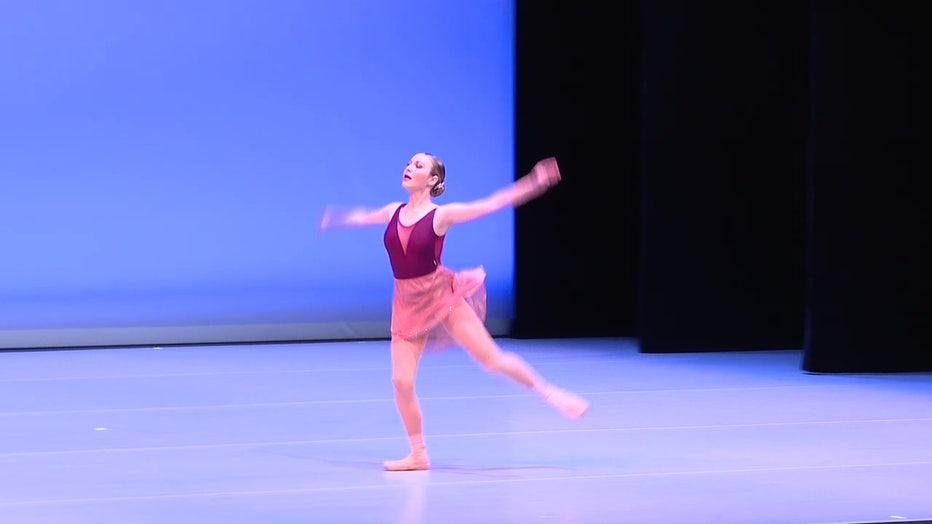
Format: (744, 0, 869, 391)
(390, 265, 488, 352)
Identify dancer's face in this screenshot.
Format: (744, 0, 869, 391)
(402, 153, 437, 192)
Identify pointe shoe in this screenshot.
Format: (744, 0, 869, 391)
(383, 445, 430, 471)
(546, 387, 590, 419)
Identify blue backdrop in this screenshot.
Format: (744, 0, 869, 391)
(0, 0, 515, 349)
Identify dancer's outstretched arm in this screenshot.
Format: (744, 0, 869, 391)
(433, 157, 561, 235)
(320, 201, 402, 231)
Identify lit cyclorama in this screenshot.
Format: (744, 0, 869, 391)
(0, 1, 515, 349)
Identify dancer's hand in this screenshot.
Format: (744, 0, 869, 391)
(320, 207, 334, 233)
(509, 157, 563, 207)
(531, 157, 561, 189)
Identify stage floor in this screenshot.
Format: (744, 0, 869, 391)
(1, 337, 930, 523)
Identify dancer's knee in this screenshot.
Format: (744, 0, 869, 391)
(391, 372, 416, 394)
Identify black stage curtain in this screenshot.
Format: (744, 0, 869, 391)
(513, 1, 641, 338)
(514, 2, 928, 372)
(637, 1, 809, 352)
(803, 2, 932, 372)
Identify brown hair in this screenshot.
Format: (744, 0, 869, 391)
(426, 153, 446, 197)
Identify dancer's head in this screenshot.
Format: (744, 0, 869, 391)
(402, 152, 445, 197)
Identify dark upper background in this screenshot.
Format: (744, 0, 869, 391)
(510, 1, 930, 373)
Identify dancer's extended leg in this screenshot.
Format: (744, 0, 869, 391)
(442, 301, 589, 418)
(384, 333, 431, 471)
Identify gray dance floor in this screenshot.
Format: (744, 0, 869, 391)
(1, 337, 930, 524)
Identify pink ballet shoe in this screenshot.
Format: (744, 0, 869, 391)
(545, 387, 590, 419)
(383, 445, 430, 471)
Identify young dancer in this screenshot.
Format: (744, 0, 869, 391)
(321, 153, 589, 471)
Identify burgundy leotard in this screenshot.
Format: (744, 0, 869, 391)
(383, 204, 445, 279)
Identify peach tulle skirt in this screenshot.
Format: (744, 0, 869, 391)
(391, 265, 488, 352)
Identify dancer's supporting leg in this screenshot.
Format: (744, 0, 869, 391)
(442, 301, 589, 418)
(384, 333, 431, 471)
